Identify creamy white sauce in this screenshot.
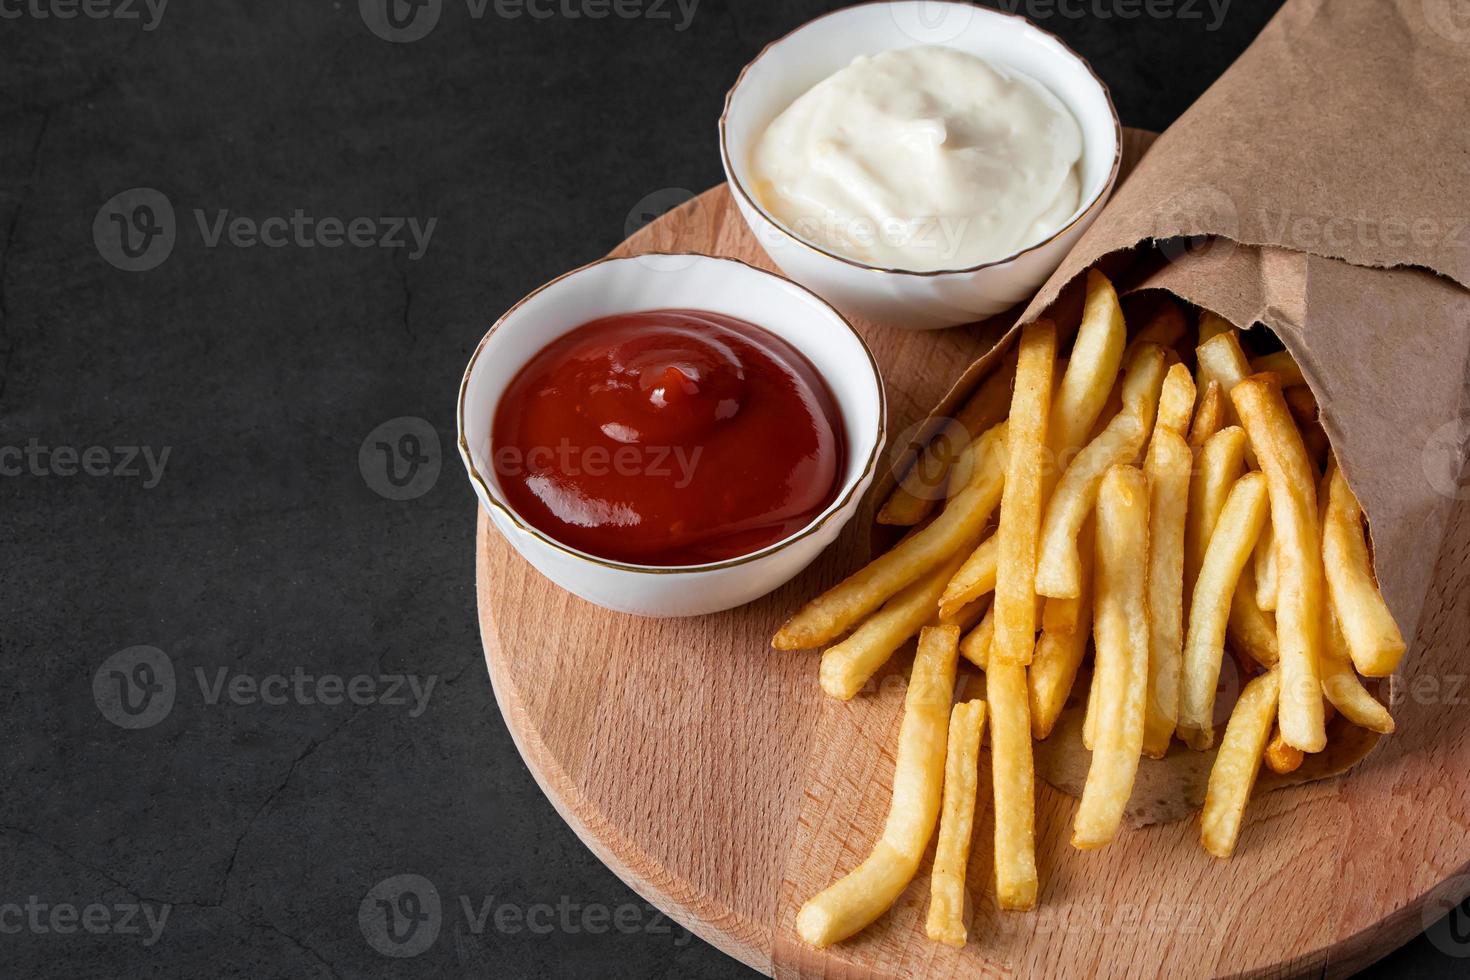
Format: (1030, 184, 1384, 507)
(750, 46, 1085, 272)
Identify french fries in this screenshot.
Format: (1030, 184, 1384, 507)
(774, 424, 1007, 650)
(992, 321, 1057, 666)
(1187, 380, 1225, 449)
(1253, 521, 1279, 612)
(796, 626, 958, 948)
(879, 351, 1018, 526)
(1035, 343, 1167, 599)
(1031, 515, 1096, 740)
(1073, 466, 1151, 848)
(988, 658, 1037, 909)
(1179, 472, 1269, 749)
(1184, 426, 1248, 598)
(1321, 460, 1406, 676)
(1142, 418, 1193, 758)
(820, 550, 968, 700)
(1263, 725, 1304, 775)
(959, 603, 995, 670)
(937, 534, 997, 621)
(1232, 375, 1327, 753)
(1201, 670, 1280, 858)
(926, 699, 987, 947)
(779, 276, 1409, 947)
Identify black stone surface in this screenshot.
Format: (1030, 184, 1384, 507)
(1, 1, 1465, 976)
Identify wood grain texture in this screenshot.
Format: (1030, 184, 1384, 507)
(475, 129, 1470, 978)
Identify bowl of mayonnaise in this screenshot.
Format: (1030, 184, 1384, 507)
(719, 1, 1121, 330)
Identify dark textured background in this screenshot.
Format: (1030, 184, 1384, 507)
(1, 0, 1464, 976)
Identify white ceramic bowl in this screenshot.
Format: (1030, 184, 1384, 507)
(720, 1, 1122, 330)
(458, 254, 886, 617)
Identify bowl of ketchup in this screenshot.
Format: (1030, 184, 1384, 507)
(458, 254, 885, 617)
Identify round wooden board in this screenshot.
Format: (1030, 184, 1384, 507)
(475, 129, 1470, 978)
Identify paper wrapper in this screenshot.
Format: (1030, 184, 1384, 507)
(883, 0, 1470, 825)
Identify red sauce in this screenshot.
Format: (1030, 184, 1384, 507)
(491, 309, 847, 566)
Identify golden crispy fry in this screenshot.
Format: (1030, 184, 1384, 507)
(796, 626, 959, 948)
(1185, 426, 1248, 601)
(1031, 515, 1096, 740)
(1253, 520, 1279, 612)
(1143, 426, 1192, 758)
(1228, 568, 1280, 668)
(938, 534, 998, 621)
(1035, 344, 1167, 599)
(879, 351, 1017, 527)
(1179, 472, 1270, 749)
(1321, 604, 1395, 733)
(1073, 466, 1150, 849)
(774, 425, 1007, 650)
(1201, 669, 1280, 858)
(1155, 363, 1197, 437)
(1250, 350, 1307, 389)
(926, 699, 987, 947)
(988, 659, 1037, 909)
(958, 604, 994, 670)
(1047, 271, 1129, 472)
(1322, 461, 1406, 676)
(1187, 380, 1226, 449)
(1263, 725, 1303, 775)
(1232, 375, 1327, 752)
(1195, 331, 1255, 463)
(993, 321, 1057, 666)
(1131, 295, 1188, 352)
(820, 550, 968, 700)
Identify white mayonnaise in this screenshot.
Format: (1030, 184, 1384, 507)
(750, 46, 1085, 272)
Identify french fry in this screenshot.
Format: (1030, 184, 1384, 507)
(1321, 604, 1395, 733)
(958, 604, 994, 670)
(988, 659, 1037, 909)
(796, 626, 959, 948)
(1232, 375, 1327, 753)
(1031, 515, 1096, 740)
(1322, 460, 1406, 676)
(1035, 343, 1167, 599)
(1251, 350, 1307, 389)
(937, 534, 997, 621)
(1179, 472, 1270, 750)
(1228, 568, 1280, 668)
(820, 551, 969, 700)
(774, 424, 1007, 650)
(878, 352, 1017, 526)
(1196, 331, 1256, 465)
(1155, 363, 1197, 437)
(1040, 595, 1082, 635)
(1187, 380, 1225, 449)
(1263, 725, 1303, 775)
(1048, 271, 1129, 469)
(1184, 426, 1248, 599)
(993, 321, 1057, 666)
(926, 699, 987, 947)
(942, 596, 989, 632)
(1253, 520, 1279, 612)
(1073, 466, 1150, 849)
(1198, 310, 1234, 346)
(1200, 669, 1280, 858)
(1142, 425, 1193, 758)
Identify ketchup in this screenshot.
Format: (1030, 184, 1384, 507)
(491, 309, 847, 566)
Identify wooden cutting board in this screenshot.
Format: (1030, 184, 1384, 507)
(474, 128, 1470, 978)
